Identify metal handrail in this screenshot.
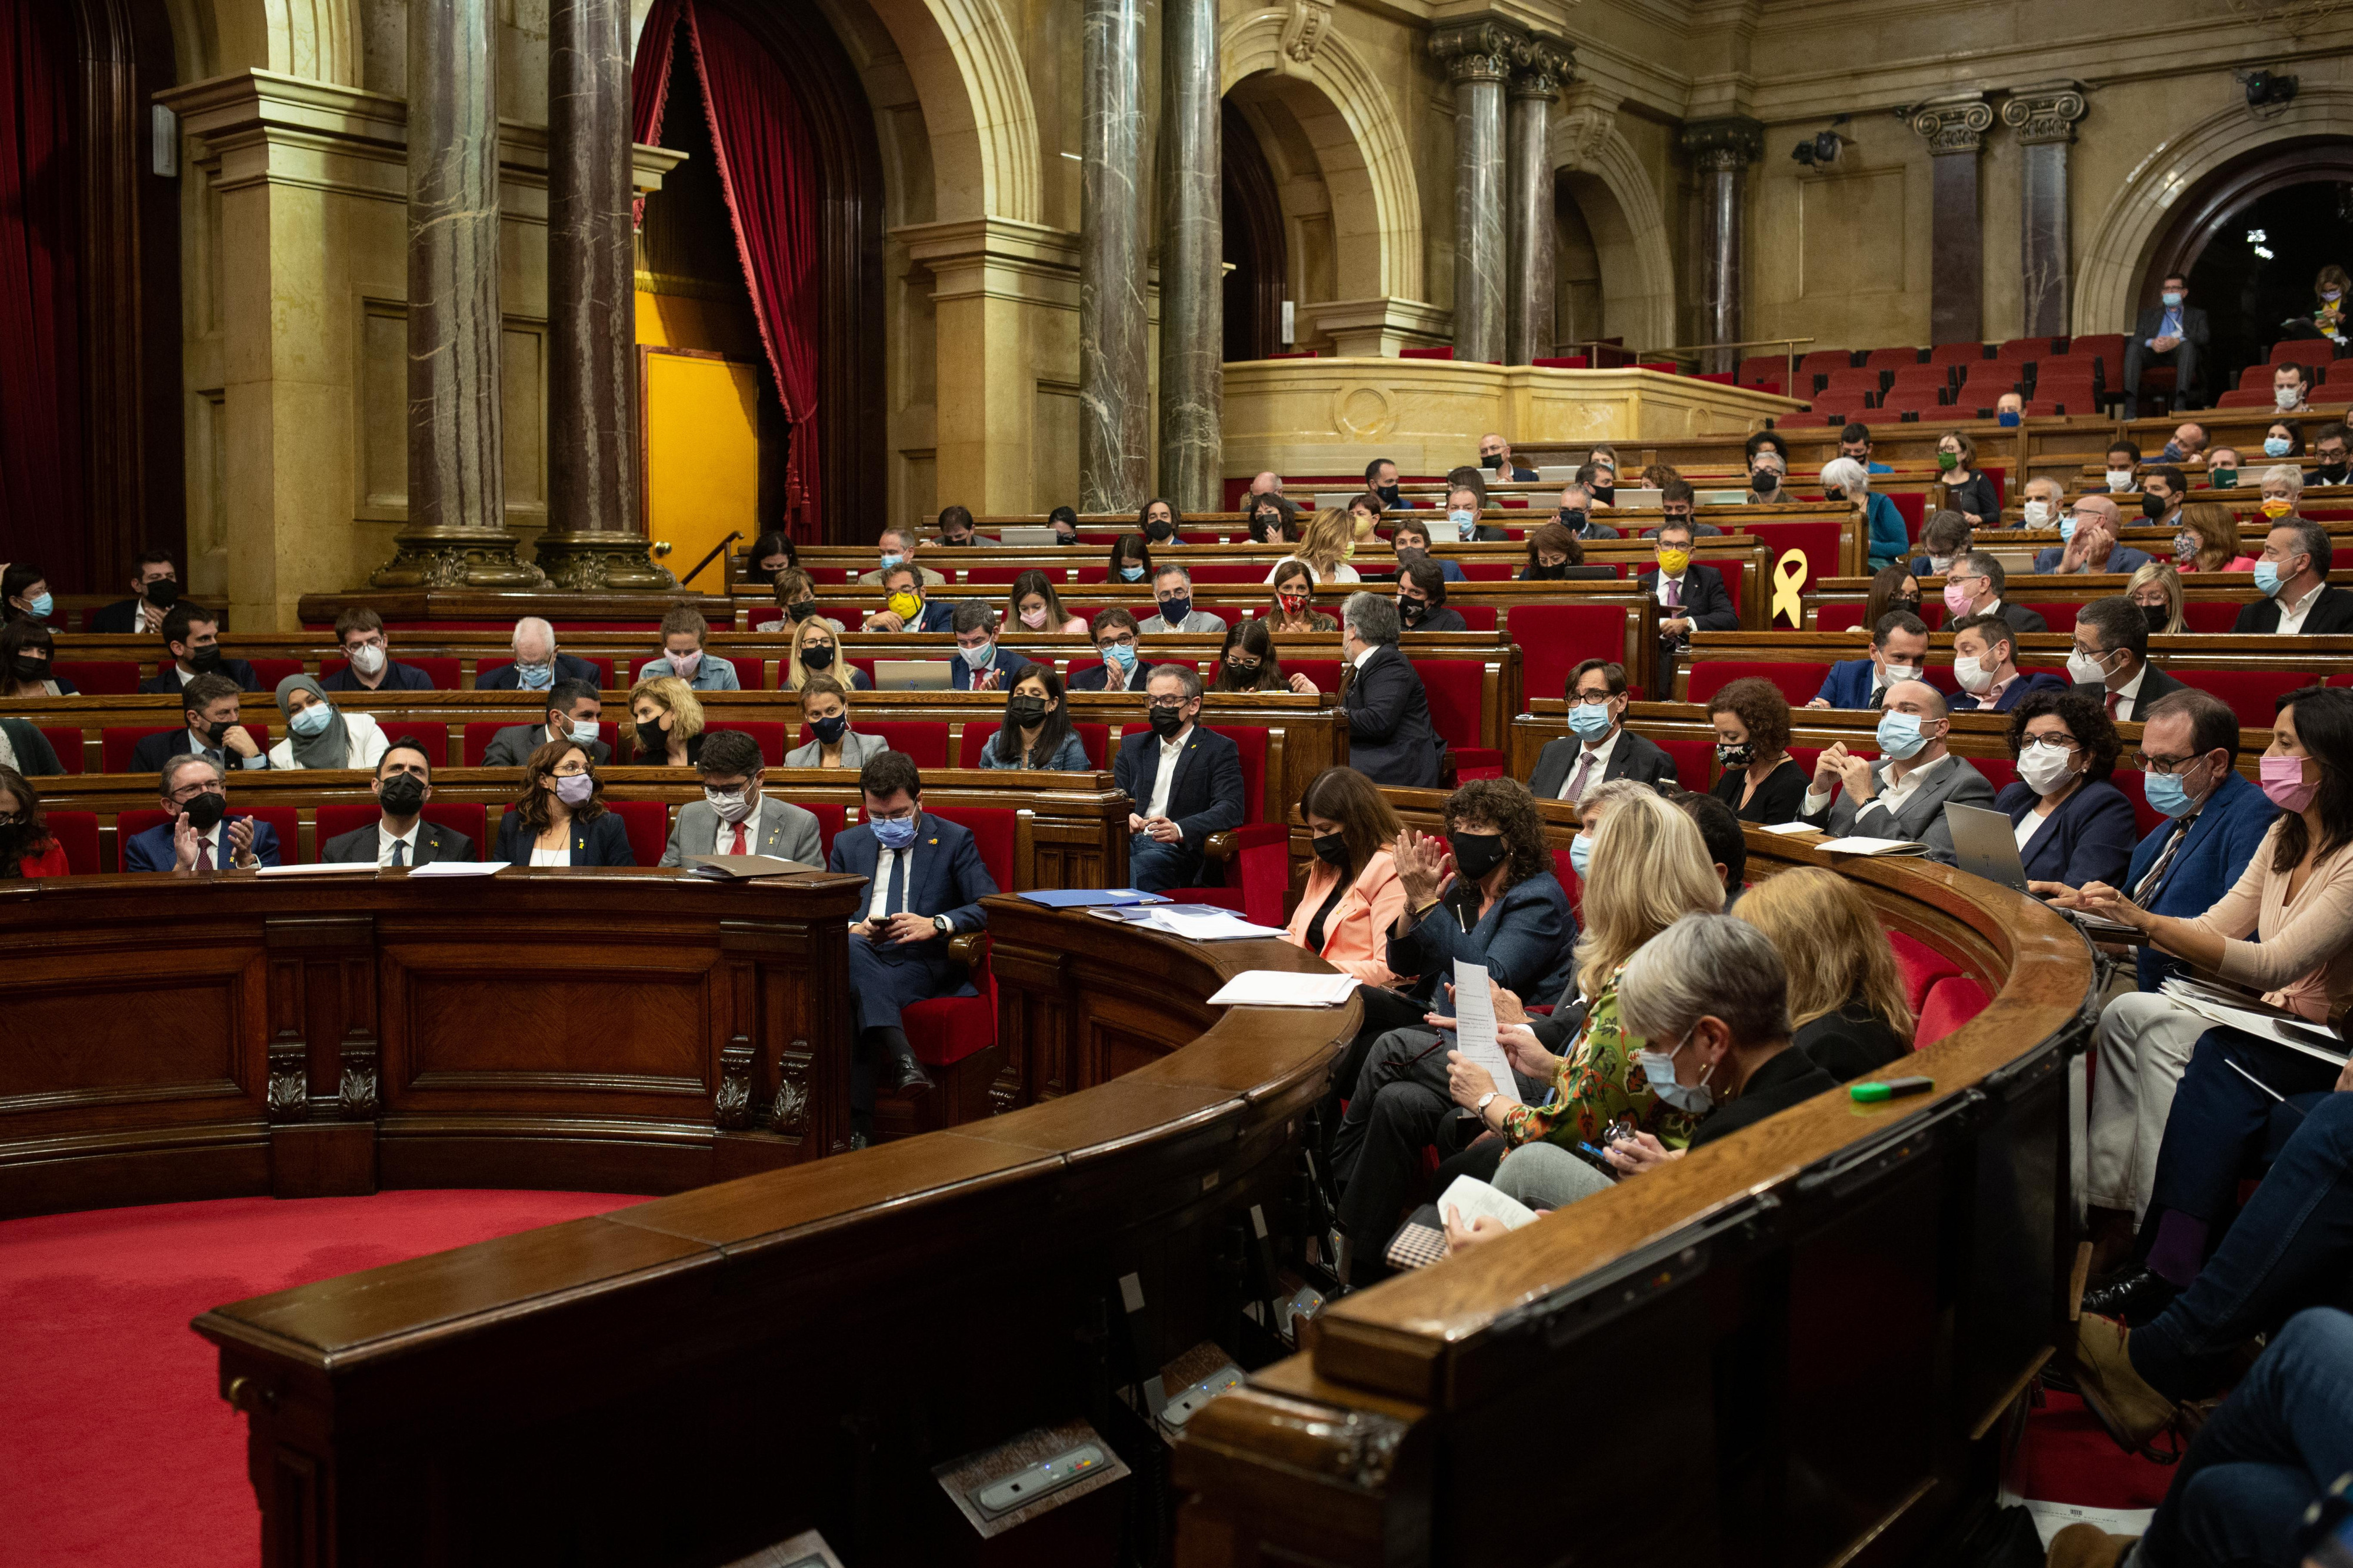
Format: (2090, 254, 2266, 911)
(1638, 335, 1818, 388)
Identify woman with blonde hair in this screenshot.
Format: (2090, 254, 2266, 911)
(2169, 500, 2257, 574)
(1734, 867, 1912, 1080)
(627, 674, 704, 766)
(2127, 561, 2187, 636)
(784, 615, 871, 693)
(1265, 507, 1361, 585)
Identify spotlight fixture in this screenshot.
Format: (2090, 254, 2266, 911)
(1791, 129, 1847, 169)
(2239, 68, 2299, 116)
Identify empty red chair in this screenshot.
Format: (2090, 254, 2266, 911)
(896, 806, 1017, 1105)
(1412, 659, 1502, 779)
(1996, 336, 2059, 363)
(1777, 411, 1838, 428)
(245, 658, 306, 692)
(1929, 341, 1991, 367)
(1819, 366, 1887, 408)
(52, 660, 141, 695)
(314, 800, 489, 856)
(1887, 931, 1964, 1021)
(44, 810, 99, 875)
(1736, 356, 1787, 395)
(2271, 338, 2338, 371)
(2181, 602, 2242, 633)
(115, 805, 302, 866)
(1916, 976, 1991, 1046)
(1797, 349, 1854, 391)
(2066, 334, 2128, 387)
(1180, 727, 1290, 926)
(1534, 355, 1591, 370)
(705, 721, 786, 765)
(1951, 364, 2021, 412)
(1399, 345, 1455, 360)
(38, 727, 84, 772)
(2238, 362, 2283, 391)
(603, 799, 671, 866)
(1864, 346, 1924, 371)
(371, 720, 450, 768)
(795, 720, 948, 769)
(2217, 388, 2277, 409)
(2188, 668, 2319, 729)
(1687, 662, 1832, 710)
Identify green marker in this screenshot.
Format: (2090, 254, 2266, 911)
(1851, 1076, 1934, 1103)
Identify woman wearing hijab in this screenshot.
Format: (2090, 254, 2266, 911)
(268, 674, 389, 770)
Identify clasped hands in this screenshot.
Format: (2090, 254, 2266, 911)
(1128, 813, 1184, 843)
(1811, 742, 1876, 805)
(853, 912, 941, 945)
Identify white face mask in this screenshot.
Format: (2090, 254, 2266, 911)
(2018, 743, 2076, 796)
(2022, 499, 2051, 527)
(2278, 386, 2303, 411)
(2105, 469, 2133, 492)
(1928, 555, 1954, 575)
(348, 642, 387, 676)
(2066, 646, 2115, 686)
(961, 640, 995, 669)
(1878, 660, 1920, 687)
(704, 786, 756, 825)
(669, 650, 702, 679)
(1952, 653, 1994, 695)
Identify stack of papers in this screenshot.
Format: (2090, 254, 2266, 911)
(1756, 821, 1822, 836)
(255, 862, 375, 878)
(2161, 977, 2348, 1065)
(1816, 836, 1927, 856)
(1204, 970, 1361, 1007)
(1017, 888, 1168, 909)
(685, 855, 816, 879)
(1088, 903, 1291, 940)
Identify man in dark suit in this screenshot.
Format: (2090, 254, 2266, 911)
(2234, 521, 2353, 634)
(475, 616, 604, 691)
(861, 563, 956, 633)
(321, 608, 436, 692)
(1443, 476, 1510, 542)
(1948, 612, 2067, 713)
(1066, 609, 1158, 692)
(825, 752, 999, 1130)
(1477, 433, 1539, 483)
(320, 742, 475, 865)
(1396, 559, 1468, 634)
(122, 755, 282, 871)
(2121, 272, 2209, 413)
(1806, 612, 1929, 710)
(1555, 481, 1619, 540)
(482, 680, 611, 768)
(138, 603, 258, 693)
(128, 672, 271, 774)
(1947, 549, 2049, 636)
(1365, 456, 1415, 511)
(947, 602, 1029, 690)
(1339, 593, 1444, 789)
(1113, 665, 1247, 892)
(1528, 658, 1677, 800)
(2068, 596, 2187, 723)
(1639, 519, 1738, 692)
(86, 549, 179, 635)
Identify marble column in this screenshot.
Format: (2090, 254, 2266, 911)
(1432, 21, 1522, 365)
(1154, 0, 1221, 513)
(538, 0, 671, 589)
(2002, 82, 2090, 340)
(1682, 117, 1762, 376)
(1503, 38, 1571, 365)
(1079, 0, 1149, 513)
(1907, 92, 1994, 348)
(375, 0, 544, 589)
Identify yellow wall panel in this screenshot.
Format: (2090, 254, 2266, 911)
(642, 350, 762, 588)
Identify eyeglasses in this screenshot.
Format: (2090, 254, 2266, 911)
(2020, 735, 2082, 754)
(1147, 698, 1190, 712)
(168, 780, 225, 802)
(2133, 751, 2203, 774)
(1099, 633, 1136, 648)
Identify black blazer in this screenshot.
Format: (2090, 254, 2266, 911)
(320, 820, 476, 865)
(2068, 663, 2188, 719)
(1341, 646, 1444, 788)
(2232, 584, 2353, 635)
(1112, 725, 1245, 850)
(1067, 660, 1161, 693)
(1794, 1000, 1908, 1083)
(476, 652, 605, 691)
(1995, 600, 2051, 636)
(321, 660, 436, 693)
(1405, 606, 1469, 633)
(492, 809, 636, 866)
(2133, 302, 2211, 351)
(1637, 565, 1739, 633)
(86, 597, 149, 634)
(1527, 729, 1677, 800)
(1712, 757, 1809, 825)
(139, 658, 257, 694)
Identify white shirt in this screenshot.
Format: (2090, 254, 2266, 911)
(192, 823, 226, 868)
(2104, 663, 2150, 722)
(1146, 727, 1191, 819)
(2014, 809, 2050, 853)
(1351, 643, 1380, 670)
(1804, 750, 1951, 823)
(861, 826, 944, 929)
(1558, 729, 1621, 799)
(529, 844, 570, 867)
(2277, 580, 2329, 636)
(376, 819, 422, 866)
(1652, 574, 1687, 607)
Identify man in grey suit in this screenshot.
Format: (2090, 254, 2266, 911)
(319, 742, 475, 865)
(482, 680, 610, 768)
(659, 729, 822, 867)
(1798, 679, 1995, 865)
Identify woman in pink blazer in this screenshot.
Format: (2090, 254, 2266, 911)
(1284, 767, 1408, 985)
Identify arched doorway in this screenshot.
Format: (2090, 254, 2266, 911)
(1221, 100, 1285, 362)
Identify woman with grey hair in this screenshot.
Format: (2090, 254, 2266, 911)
(1822, 455, 1909, 573)
(2259, 463, 2305, 518)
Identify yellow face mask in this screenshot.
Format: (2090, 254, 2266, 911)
(1657, 549, 1691, 577)
(2260, 497, 2294, 519)
(886, 589, 922, 620)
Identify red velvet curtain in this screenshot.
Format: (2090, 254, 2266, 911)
(0, 0, 86, 573)
(632, 0, 823, 541)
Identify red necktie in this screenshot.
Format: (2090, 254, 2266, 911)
(729, 821, 748, 855)
(2105, 690, 2122, 719)
(196, 838, 214, 871)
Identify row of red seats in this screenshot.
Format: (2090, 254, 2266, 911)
(1742, 335, 2128, 399)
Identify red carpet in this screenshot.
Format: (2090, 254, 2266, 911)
(2005, 1385, 2180, 1543)
(0, 1190, 640, 1567)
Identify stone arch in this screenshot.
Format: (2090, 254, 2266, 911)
(1220, 9, 1424, 303)
(1556, 124, 1675, 351)
(174, 0, 361, 84)
(856, 0, 1041, 224)
(2077, 84, 2353, 335)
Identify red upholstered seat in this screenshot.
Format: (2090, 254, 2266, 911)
(1887, 931, 1963, 1021)
(322, 655, 461, 689)
(1797, 348, 1854, 391)
(1508, 603, 1641, 702)
(45, 811, 99, 875)
(793, 720, 948, 768)
(902, 805, 1018, 1070)
(102, 723, 274, 773)
(1819, 366, 1886, 407)
(799, 800, 845, 861)
(1865, 346, 1924, 371)
(2271, 338, 2339, 371)
(475, 655, 615, 689)
(1445, 603, 1498, 630)
(1916, 975, 1991, 1046)
(461, 720, 619, 766)
(1688, 661, 1827, 709)
(116, 806, 302, 866)
(314, 800, 489, 855)
(1777, 412, 1838, 429)
(705, 721, 786, 765)
(1997, 336, 2058, 363)
(1535, 355, 1592, 370)
(2067, 335, 2127, 385)
(1553, 846, 1583, 919)
(369, 720, 450, 768)
(53, 660, 141, 695)
(1457, 561, 1515, 581)
(2180, 602, 2242, 633)
(1735, 356, 1787, 396)
(2184, 668, 2317, 730)
(2217, 389, 2276, 409)
(1183, 561, 1274, 585)
(605, 799, 671, 866)
(1929, 341, 1991, 366)
(1652, 735, 1715, 791)
(1413, 658, 1501, 779)
(1399, 345, 1454, 360)
(2018, 602, 2079, 632)
(39, 727, 83, 772)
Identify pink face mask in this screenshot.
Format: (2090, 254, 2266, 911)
(2261, 753, 2319, 812)
(1942, 581, 1972, 615)
(669, 650, 702, 679)
(1019, 605, 1049, 630)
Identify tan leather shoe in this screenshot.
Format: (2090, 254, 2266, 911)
(2045, 1523, 2138, 1568)
(2071, 1313, 2178, 1454)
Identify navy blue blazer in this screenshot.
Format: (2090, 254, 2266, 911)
(1994, 779, 2139, 889)
(1342, 645, 1445, 789)
(1385, 872, 1575, 1016)
(888, 599, 956, 634)
(1113, 724, 1246, 850)
(1951, 671, 2068, 713)
(1067, 659, 1159, 693)
(122, 816, 284, 872)
(476, 652, 605, 691)
(139, 658, 258, 695)
(1636, 566, 1739, 633)
(321, 659, 436, 692)
(826, 811, 998, 936)
(492, 809, 636, 865)
(1811, 658, 1886, 710)
(949, 645, 1031, 690)
(2123, 768, 2279, 990)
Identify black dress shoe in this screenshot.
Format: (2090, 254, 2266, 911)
(2081, 1269, 2179, 1327)
(890, 1057, 935, 1097)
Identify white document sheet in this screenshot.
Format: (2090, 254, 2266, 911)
(406, 860, 509, 878)
(1433, 1175, 1538, 1232)
(1204, 970, 1361, 1007)
(2159, 979, 2348, 1066)
(1449, 958, 1520, 1090)
(1816, 836, 1927, 856)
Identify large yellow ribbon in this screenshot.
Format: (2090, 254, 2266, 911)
(1772, 551, 1808, 628)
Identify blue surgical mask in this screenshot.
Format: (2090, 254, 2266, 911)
(24, 592, 52, 620)
(878, 552, 904, 572)
(289, 702, 335, 737)
(2059, 515, 2078, 542)
(1998, 411, 2021, 428)
(516, 659, 554, 690)
(568, 718, 600, 745)
(2143, 762, 2207, 819)
(1875, 709, 1929, 760)
(2254, 559, 2284, 596)
(1449, 508, 1477, 541)
(1158, 595, 1192, 625)
(1119, 564, 1145, 582)
(1568, 833, 1594, 879)
(1635, 1040, 1715, 1114)
(2162, 291, 2183, 308)
(1105, 641, 1137, 671)
(872, 813, 918, 850)
(1567, 700, 1615, 740)
(2265, 436, 2293, 458)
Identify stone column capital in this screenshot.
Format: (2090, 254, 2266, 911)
(1555, 83, 1620, 172)
(1907, 91, 1995, 156)
(1429, 19, 1526, 87)
(1508, 35, 1574, 101)
(1682, 115, 1762, 172)
(2001, 80, 2091, 146)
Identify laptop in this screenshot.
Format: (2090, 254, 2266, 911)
(998, 525, 1058, 546)
(1610, 486, 1664, 511)
(1945, 802, 2028, 893)
(873, 659, 954, 691)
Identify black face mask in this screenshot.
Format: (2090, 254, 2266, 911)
(940, 535, 972, 547)
(1400, 598, 1429, 625)
(9, 656, 45, 680)
(1225, 658, 1262, 682)
(2142, 604, 2171, 634)
(2142, 493, 2168, 520)
(786, 600, 820, 622)
(1751, 470, 1779, 494)
(799, 642, 836, 670)
(811, 713, 848, 744)
(1888, 596, 1922, 616)
(1559, 507, 1588, 531)
(1148, 706, 1187, 738)
(1479, 454, 1504, 472)
(1055, 530, 1079, 546)
(185, 645, 224, 674)
(1008, 695, 1048, 726)
(145, 579, 179, 610)
(1144, 519, 1175, 542)
(1592, 486, 1615, 507)
(1449, 830, 1508, 882)
(1394, 545, 1428, 566)
(2321, 462, 2350, 483)
(1311, 832, 1351, 869)
(378, 773, 428, 816)
(1375, 485, 1401, 505)
(181, 792, 228, 831)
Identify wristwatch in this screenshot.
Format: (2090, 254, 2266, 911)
(933, 915, 951, 935)
(1475, 1090, 1499, 1116)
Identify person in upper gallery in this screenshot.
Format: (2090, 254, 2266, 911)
(1103, 532, 1153, 589)
(746, 531, 796, 580)
(1112, 663, 1245, 893)
(1269, 506, 1363, 583)
(2037, 494, 2155, 577)
(1047, 506, 1082, 546)
(1006, 570, 1088, 637)
(1856, 563, 1923, 639)
(1364, 456, 1415, 512)
(123, 754, 282, 872)
(2201, 445, 2242, 489)
(477, 616, 602, 692)
(1732, 867, 1912, 1081)
(1138, 562, 1228, 635)
(1707, 676, 1809, 825)
(1439, 476, 1509, 544)
(128, 672, 269, 774)
(1745, 447, 1789, 506)
(1476, 432, 1538, 482)
(1137, 496, 1184, 548)
(0, 765, 66, 878)
(87, 548, 180, 635)
(2128, 561, 2187, 636)
(138, 603, 257, 693)
(1519, 521, 1609, 581)
(2067, 594, 2188, 723)
(785, 615, 872, 693)
(1396, 558, 1469, 633)
(1821, 456, 1909, 573)
(1994, 689, 2140, 893)
(1284, 766, 1409, 986)
(1671, 788, 1747, 911)
(0, 620, 75, 697)
(2221, 518, 2353, 630)
(321, 608, 435, 692)
(635, 606, 739, 691)
(1948, 610, 2066, 715)
(1528, 658, 1677, 802)
(754, 567, 829, 634)
(2311, 420, 2352, 486)
(1641, 518, 1738, 657)
(482, 679, 610, 769)
(1807, 609, 1929, 711)
(2273, 359, 2317, 416)
(828, 751, 1000, 1128)
(491, 739, 634, 866)
(1909, 509, 1973, 581)
(1935, 430, 2000, 527)
(1339, 592, 1444, 789)
(1212, 619, 1319, 696)
(2121, 271, 2208, 413)
(1, 563, 52, 626)
(1261, 559, 1338, 633)
(658, 727, 821, 868)
(976, 663, 1092, 771)
(268, 675, 386, 771)
(945, 602, 1028, 691)
(319, 740, 475, 866)
(1389, 516, 1467, 581)
(854, 525, 945, 587)
(1552, 479, 1618, 541)
(2262, 418, 2307, 464)
(1245, 492, 1297, 546)
(2014, 476, 2065, 532)
(785, 673, 888, 768)
(2158, 419, 2210, 468)
(1944, 548, 2051, 635)
(626, 675, 704, 768)
(2169, 499, 2259, 574)
(862, 561, 956, 635)
(2137, 465, 2190, 535)
(1067, 608, 1159, 692)
(1799, 680, 1995, 862)
(934, 504, 988, 547)
(1837, 422, 1894, 476)
(1994, 391, 2025, 426)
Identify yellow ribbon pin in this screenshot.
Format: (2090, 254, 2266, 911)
(1772, 552, 1808, 628)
